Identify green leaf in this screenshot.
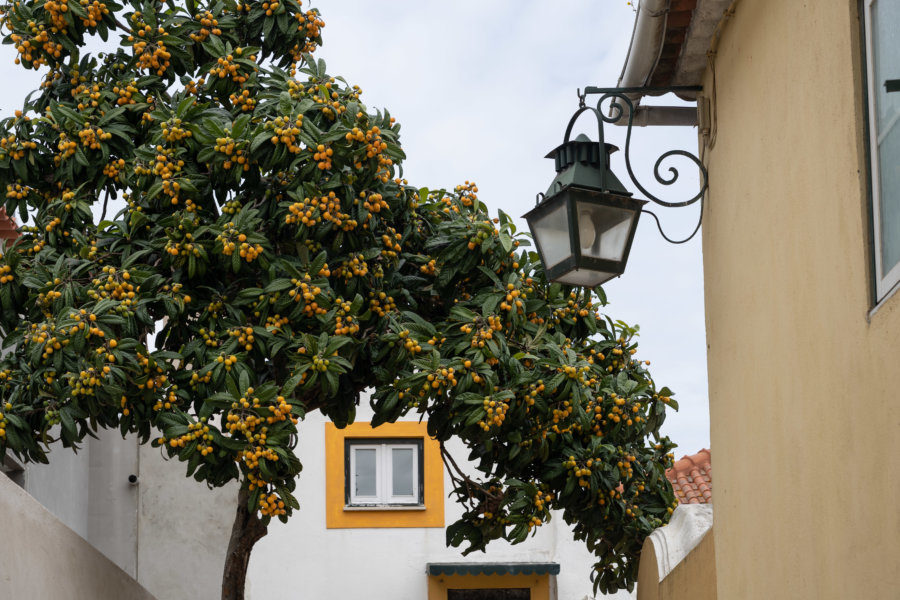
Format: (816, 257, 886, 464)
(74, 146, 90, 168)
(323, 336, 352, 355)
(278, 92, 293, 115)
(232, 113, 251, 138)
(55, 104, 83, 124)
(309, 251, 327, 276)
(251, 131, 273, 153)
(203, 35, 226, 57)
(281, 370, 307, 398)
(59, 407, 78, 442)
(97, 106, 127, 127)
(264, 279, 294, 293)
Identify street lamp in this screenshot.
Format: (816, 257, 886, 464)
(524, 88, 708, 287)
(524, 131, 646, 287)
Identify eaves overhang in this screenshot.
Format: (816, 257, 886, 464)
(426, 563, 560, 577)
(617, 0, 733, 106)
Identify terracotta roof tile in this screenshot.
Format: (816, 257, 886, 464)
(0, 208, 18, 244)
(665, 448, 712, 504)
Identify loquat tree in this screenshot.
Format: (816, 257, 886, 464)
(0, 0, 680, 597)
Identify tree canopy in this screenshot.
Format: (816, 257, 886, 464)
(0, 0, 679, 594)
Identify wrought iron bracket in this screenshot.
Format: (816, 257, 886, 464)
(569, 86, 708, 243)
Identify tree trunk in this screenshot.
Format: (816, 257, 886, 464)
(221, 487, 268, 600)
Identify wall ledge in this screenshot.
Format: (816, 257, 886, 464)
(0, 471, 157, 600)
(650, 503, 713, 581)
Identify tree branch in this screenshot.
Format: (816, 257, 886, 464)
(99, 189, 110, 222)
(440, 441, 468, 483)
(221, 486, 268, 600)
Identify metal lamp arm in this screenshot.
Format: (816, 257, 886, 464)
(578, 87, 709, 209)
(641, 205, 703, 244)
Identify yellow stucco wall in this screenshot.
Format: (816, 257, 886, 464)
(660, 530, 717, 600)
(700, 1, 900, 598)
(637, 528, 716, 600)
(426, 573, 551, 600)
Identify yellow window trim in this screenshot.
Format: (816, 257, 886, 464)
(427, 573, 551, 600)
(325, 421, 444, 528)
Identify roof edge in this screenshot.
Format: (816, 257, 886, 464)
(617, 0, 735, 103)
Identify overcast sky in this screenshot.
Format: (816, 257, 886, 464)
(0, 0, 711, 456)
(319, 1, 711, 457)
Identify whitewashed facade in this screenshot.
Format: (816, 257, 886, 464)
(7, 403, 636, 600)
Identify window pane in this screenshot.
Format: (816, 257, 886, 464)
(354, 448, 377, 497)
(879, 126, 900, 270)
(873, 0, 900, 274)
(873, 0, 900, 130)
(391, 447, 414, 496)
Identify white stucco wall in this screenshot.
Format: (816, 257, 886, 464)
(0, 469, 157, 600)
(135, 442, 237, 600)
(10, 414, 233, 597)
(242, 405, 634, 600)
(17, 400, 638, 600)
(87, 428, 141, 576)
(20, 428, 141, 577)
(21, 434, 93, 539)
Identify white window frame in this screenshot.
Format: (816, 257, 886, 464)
(346, 439, 422, 507)
(864, 0, 900, 300)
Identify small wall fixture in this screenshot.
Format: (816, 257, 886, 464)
(524, 88, 708, 287)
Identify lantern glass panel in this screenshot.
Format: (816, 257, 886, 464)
(555, 269, 618, 288)
(529, 200, 572, 270)
(575, 200, 636, 263)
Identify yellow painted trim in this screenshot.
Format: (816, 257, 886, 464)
(325, 421, 445, 528)
(427, 574, 550, 600)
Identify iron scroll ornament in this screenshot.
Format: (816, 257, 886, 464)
(570, 87, 708, 244)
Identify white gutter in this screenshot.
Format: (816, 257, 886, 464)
(617, 0, 670, 94)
